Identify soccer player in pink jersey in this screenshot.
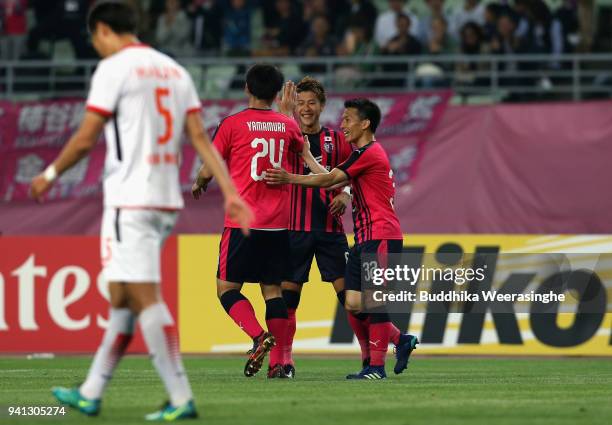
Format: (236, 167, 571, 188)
(192, 65, 324, 378)
(266, 98, 419, 379)
(30, 2, 252, 420)
(276, 77, 354, 378)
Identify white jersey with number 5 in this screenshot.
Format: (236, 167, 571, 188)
(86, 43, 201, 210)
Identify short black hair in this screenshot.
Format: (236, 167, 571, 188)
(344, 98, 381, 134)
(88, 1, 137, 35)
(245, 64, 284, 102)
(296, 76, 326, 104)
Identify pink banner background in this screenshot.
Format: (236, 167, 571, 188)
(0, 92, 450, 203)
(2, 96, 611, 235)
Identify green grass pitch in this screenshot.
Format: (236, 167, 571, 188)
(1, 356, 611, 425)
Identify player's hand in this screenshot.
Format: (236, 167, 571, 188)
(224, 194, 253, 236)
(277, 81, 297, 117)
(329, 192, 351, 216)
(30, 174, 53, 202)
(264, 167, 291, 185)
(191, 176, 212, 200)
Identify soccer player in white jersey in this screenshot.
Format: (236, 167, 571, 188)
(29, 2, 253, 421)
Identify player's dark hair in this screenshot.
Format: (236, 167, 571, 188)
(87, 1, 137, 35)
(245, 64, 284, 102)
(344, 98, 381, 134)
(296, 76, 326, 105)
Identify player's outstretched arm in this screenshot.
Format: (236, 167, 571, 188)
(265, 167, 348, 189)
(185, 112, 253, 234)
(300, 135, 329, 175)
(30, 111, 106, 201)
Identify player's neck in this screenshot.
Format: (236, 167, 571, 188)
(110, 35, 141, 55)
(301, 122, 321, 134)
(355, 135, 375, 148)
(248, 98, 273, 110)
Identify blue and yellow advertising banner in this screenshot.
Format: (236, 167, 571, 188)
(178, 234, 612, 356)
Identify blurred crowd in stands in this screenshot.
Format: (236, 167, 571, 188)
(2, 1, 611, 96)
(0, 1, 605, 61)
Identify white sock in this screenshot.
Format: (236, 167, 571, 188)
(139, 303, 193, 407)
(80, 308, 134, 400)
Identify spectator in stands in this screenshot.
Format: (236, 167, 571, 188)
(222, 0, 254, 56)
(381, 13, 421, 56)
(258, 0, 306, 56)
(491, 12, 530, 92)
(380, 13, 421, 87)
(27, 0, 92, 59)
(0, 0, 28, 61)
(427, 16, 456, 57)
(374, 0, 419, 48)
(420, 16, 456, 88)
(459, 21, 485, 58)
(491, 13, 528, 57)
(336, 0, 378, 41)
(528, 0, 553, 54)
(156, 0, 193, 57)
(456, 21, 488, 86)
(297, 14, 338, 73)
(187, 0, 223, 55)
(303, 0, 329, 23)
(324, 0, 351, 32)
(336, 15, 378, 87)
(418, 0, 449, 46)
(483, 2, 502, 43)
(551, 0, 579, 56)
(126, 0, 155, 44)
(149, 0, 168, 30)
(448, 0, 485, 41)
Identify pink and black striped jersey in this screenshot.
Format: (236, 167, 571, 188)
(337, 141, 402, 244)
(288, 127, 353, 232)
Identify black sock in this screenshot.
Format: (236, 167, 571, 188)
(282, 289, 301, 310)
(265, 297, 288, 320)
(219, 289, 247, 313)
(336, 289, 346, 306)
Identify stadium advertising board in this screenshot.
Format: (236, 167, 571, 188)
(179, 234, 612, 356)
(0, 236, 178, 353)
(1, 234, 609, 355)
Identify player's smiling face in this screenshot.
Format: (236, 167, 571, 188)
(296, 91, 323, 129)
(341, 108, 368, 144)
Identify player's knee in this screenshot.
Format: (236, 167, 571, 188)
(217, 280, 241, 299)
(260, 283, 282, 300)
(344, 300, 361, 314)
(281, 281, 302, 293)
(344, 292, 362, 314)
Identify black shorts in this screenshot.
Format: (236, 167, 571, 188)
(345, 239, 403, 292)
(286, 231, 349, 283)
(217, 228, 289, 284)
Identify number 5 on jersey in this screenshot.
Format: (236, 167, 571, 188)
(155, 87, 173, 145)
(251, 137, 285, 181)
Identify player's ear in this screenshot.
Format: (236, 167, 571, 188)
(361, 119, 371, 131)
(97, 22, 111, 38)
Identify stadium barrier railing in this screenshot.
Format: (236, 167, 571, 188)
(1, 53, 612, 102)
